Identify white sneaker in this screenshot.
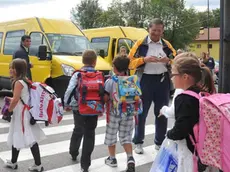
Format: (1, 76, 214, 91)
(5, 160, 18, 169)
(134, 144, 144, 154)
(28, 164, 44, 172)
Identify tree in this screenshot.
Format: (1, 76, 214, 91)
(197, 11, 208, 28)
(164, 8, 200, 49)
(211, 8, 220, 27)
(69, 0, 204, 49)
(96, 0, 126, 27)
(123, 0, 150, 27)
(197, 8, 220, 28)
(71, 0, 103, 29)
(147, 0, 200, 49)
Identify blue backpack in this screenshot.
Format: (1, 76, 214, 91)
(111, 74, 143, 118)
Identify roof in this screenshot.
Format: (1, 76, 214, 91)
(0, 17, 83, 35)
(83, 26, 148, 41)
(195, 27, 220, 41)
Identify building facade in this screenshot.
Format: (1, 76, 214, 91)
(189, 28, 220, 60)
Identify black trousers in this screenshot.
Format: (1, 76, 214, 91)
(11, 143, 41, 165)
(69, 110, 98, 169)
(27, 68, 32, 81)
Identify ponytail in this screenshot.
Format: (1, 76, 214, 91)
(200, 67, 216, 94)
(173, 53, 216, 94)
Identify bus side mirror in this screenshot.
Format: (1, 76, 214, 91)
(38, 45, 47, 60)
(99, 49, 105, 58)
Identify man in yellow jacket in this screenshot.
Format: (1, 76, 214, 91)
(129, 18, 176, 154)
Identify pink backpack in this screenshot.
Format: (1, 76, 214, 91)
(183, 90, 230, 172)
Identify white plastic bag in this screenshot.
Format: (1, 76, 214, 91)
(150, 138, 194, 172)
(150, 138, 178, 172)
(176, 139, 193, 172)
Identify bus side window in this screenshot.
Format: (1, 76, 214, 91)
(117, 38, 134, 55)
(0, 32, 3, 53)
(3, 30, 25, 55)
(29, 32, 50, 56)
(91, 37, 110, 57)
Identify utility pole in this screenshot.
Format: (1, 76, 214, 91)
(219, 0, 230, 93)
(207, 0, 210, 53)
(219, 0, 224, 92)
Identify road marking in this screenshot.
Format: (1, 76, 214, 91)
(46, 145, 156, 172)
(0, 125, 157, 162)
(0, 119, 107, 143)
(0, 114, 75, 129)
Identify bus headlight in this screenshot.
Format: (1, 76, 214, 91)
(61, 64, 75, 76)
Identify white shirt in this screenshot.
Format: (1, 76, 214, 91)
(143, 36, 168, 74)
(23, 45, 29, 52)
(160, 89, 184, 118)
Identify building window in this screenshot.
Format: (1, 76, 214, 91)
(208, 44, 212, 49)
(189, 44, 195, 48)
(197, 44, 201, 48)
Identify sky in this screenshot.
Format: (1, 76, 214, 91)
(0, 0, 220, 22)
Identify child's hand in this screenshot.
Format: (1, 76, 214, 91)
(158, 110, 164, 118)
(104, 94, 110, 102)
(65, 107, 72, 112)
(5, 96, 12, 101)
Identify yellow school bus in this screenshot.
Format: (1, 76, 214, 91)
(83, 26, 148, 65)
(0, 17, 111, 97)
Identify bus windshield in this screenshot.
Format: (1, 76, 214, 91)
(46, 34, 93, 55)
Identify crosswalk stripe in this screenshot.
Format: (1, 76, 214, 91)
(61, 114, 74, 121)
(0, 125, 157, 162)
(0, 122, 10, 129)
(0, 119, 107, 143)
(0, 114, 75, 129)
(46, 145, 156, 172)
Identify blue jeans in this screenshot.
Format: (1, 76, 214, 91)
(133, 73, 170, 145)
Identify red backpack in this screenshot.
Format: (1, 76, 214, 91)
(75, 70, 105, 116)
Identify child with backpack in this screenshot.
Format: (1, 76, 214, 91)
(4, 59, 46, 172)
(64, 50, 103, 172)
(166, 53, 223, 172)
(104, 55, 140, 172)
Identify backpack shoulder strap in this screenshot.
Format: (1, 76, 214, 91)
(66, 74, 79, 105)
(111, 73, 118, 83)
(72, 70, 78, 76)
(72, 70, 84, 77)
(19, 79, 31, 103)
(182, 90, 200, 100)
